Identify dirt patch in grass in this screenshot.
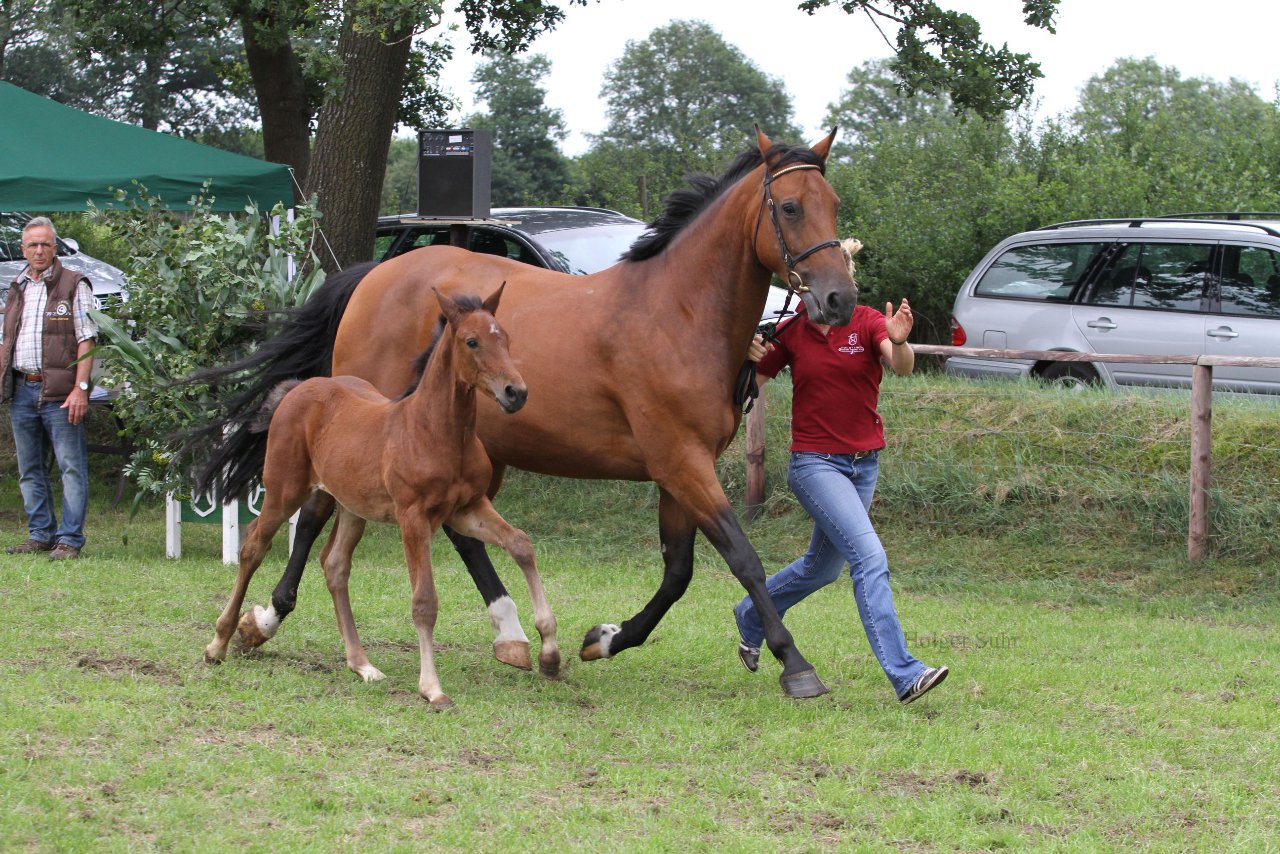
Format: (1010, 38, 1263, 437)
(76, 651, 182, 684)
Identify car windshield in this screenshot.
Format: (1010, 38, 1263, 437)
(535, 223, 647, 275)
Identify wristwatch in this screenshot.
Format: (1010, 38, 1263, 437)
(78, 381, 89, 391)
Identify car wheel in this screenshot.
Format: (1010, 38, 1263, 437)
(1039, 361, 1100, 389)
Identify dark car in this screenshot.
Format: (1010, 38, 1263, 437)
(376, 206, 647, 275)
(375, 205, 796, 322)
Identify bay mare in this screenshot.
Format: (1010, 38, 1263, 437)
(203, 288, 558, 710)
(192, 129, 857, 698)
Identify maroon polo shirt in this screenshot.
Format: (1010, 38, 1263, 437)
(757, 305, 890, 454)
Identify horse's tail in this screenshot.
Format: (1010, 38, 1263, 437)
(249, 380, 304, 434)
(176, 261, 378, 498)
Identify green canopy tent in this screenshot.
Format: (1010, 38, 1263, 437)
(0, 82, 293, 212)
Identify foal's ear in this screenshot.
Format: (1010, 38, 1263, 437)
(433, 287, 463, 327)
(482, 281, 506, 316)
(810, 127, 838, 161)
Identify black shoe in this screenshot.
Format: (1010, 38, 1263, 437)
(6, 538, 53, 555)
(899, 666, 949, 704)
(737, 641, 760, 673)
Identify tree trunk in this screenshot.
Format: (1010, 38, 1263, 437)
(240, 8, 312, 199)
(306, 16, 412, 269)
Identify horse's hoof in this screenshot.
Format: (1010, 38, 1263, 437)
(236, 605, 280, 648)
(202, 645, 225, 664)
(538, 654, 563, 680)
(428, 695, 455, 712)
(780, 669, 830, 699)
(580, 624, 620, 661)
(494, 639, 533, 670)
(355, 664, 386, 683)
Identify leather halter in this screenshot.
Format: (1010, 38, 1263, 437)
(755, 162, 841, 295)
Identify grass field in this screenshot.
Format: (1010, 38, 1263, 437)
(2, 376, 1278, 850)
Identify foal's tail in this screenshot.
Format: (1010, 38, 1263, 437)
(176, 261, 378, 499)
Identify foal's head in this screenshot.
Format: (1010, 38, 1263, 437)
(435, 284, 528, 414)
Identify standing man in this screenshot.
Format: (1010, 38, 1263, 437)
(1, 217, 97, 560)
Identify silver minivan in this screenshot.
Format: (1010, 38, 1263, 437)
(945, 215, 1280, 394)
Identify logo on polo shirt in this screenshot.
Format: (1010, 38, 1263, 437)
(836, 331, 864, 355)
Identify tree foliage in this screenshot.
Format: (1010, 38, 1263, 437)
(581, 19, 799, 214)
(799, 0, 1058, 118)
(466, 51, 571, 206)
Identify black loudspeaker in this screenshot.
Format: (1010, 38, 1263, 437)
(416, 128, 492, 218)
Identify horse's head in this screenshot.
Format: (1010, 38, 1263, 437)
(753, 127, 857, 326)
(435, 283, 528, 414)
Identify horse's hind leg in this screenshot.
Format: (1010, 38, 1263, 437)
(238, 491, 336, 648)
(443, 525, 532, 671)
(582, 488, 694, 662)
(320, 509, 382, 682)
(205, 504, 292, 663)
(449, 500, 560, 678)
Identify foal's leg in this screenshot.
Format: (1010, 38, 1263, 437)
(205, 500, 294, 663)
(238, 491, 336, 648)
(449, 499, 560, 678)
(399, 514, 452, 710)
(321, 508, 382, 682)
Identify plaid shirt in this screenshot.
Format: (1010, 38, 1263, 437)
(9, 265, 98, 374)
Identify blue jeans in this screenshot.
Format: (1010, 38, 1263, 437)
(9, 378, 89, 549)
(735, 450, 927, 697)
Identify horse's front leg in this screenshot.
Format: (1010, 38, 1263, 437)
(580, 487, 693, 663)
(442, 525, 531, 671)
(448, 499, 560, 679)
(321, 508, 382, 682)
(399, 512, 452, 710)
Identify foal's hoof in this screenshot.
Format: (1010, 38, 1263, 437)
(428, 694, 455, 712)
(236, 605, 280, 649)
(494, 639, 533, 671)
(202, 645, 225, 665)
(780, 669, 830, 699)
(580, 624, 620, 661)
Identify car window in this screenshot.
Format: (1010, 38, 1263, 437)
(373, 233, 398, 261)
(1088, 242, 1210, 311)
(973, 242, 1103, 300)
(1219, 245, 1280, 318)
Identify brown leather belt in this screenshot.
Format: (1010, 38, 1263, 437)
(15, 371, 42, 382)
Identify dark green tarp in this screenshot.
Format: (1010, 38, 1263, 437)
(0, 82, 293, 212)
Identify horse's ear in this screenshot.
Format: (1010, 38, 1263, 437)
(755, 124, 774, 156)
(483, 281, 506, 316)
(810, 127, 838, 161)
(433, 287, 463, 327)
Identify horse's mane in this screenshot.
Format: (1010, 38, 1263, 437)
(394, 294, 485, 401)
(622, 142, 826, 263)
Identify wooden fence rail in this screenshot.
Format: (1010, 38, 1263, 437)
(743, 345, 1280, 562)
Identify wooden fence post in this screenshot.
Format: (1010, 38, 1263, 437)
(745, 394, 766, 521)
(1188, 363, 1213, 562)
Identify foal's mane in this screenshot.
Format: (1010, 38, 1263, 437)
(394, 293, 486, 401)
(621, 142, 827, 263)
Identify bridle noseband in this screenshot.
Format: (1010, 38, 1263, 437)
(755, 162, 841, 295)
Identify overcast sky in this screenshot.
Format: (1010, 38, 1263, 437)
(430, 0, 1280, 156)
